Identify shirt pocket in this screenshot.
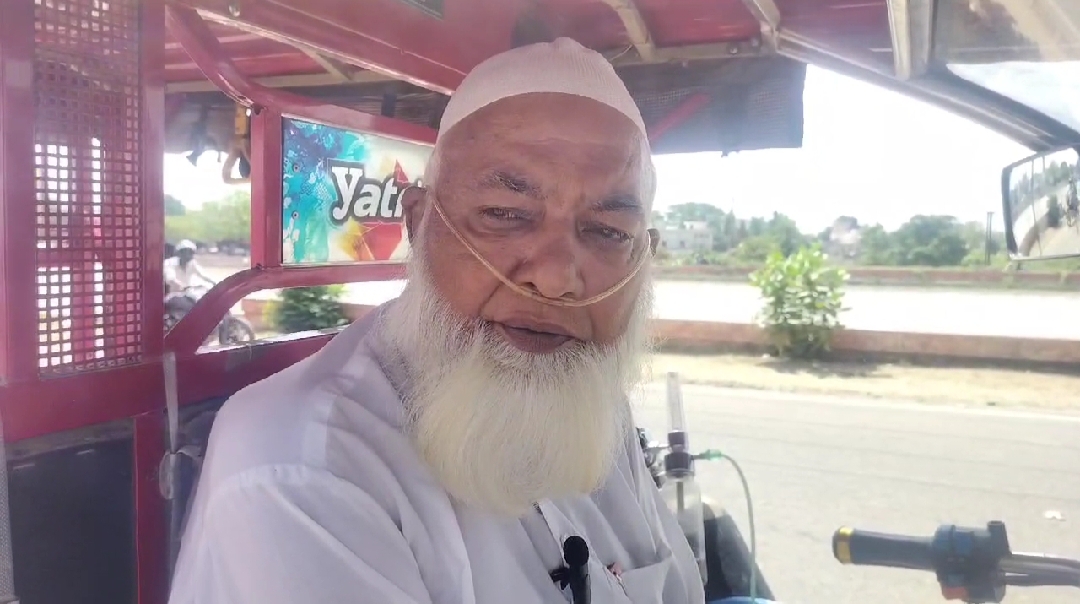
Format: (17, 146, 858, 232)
(613, 556, 673, 604)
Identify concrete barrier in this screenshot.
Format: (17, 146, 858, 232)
(241, 299, 1080, 369)
(655, 265, 1080, 288)
(654, 318, 1080, 367)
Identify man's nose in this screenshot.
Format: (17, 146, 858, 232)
(515, 235, 587, 302)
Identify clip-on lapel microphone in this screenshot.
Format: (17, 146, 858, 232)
(549, 535, 590, 604)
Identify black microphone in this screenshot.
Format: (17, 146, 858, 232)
(563, 536, 590, 604)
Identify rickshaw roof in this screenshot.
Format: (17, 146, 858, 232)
(160, 0, 897, 156)
(160, 0, 1076, 153)
(164, 0, 890, 91)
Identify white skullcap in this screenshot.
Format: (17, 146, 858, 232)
(437, 37, 648, 142)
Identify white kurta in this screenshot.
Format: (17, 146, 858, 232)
(163, 256, 209, 290)
(168, 304, 706, 604)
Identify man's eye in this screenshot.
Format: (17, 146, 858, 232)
(589, 225, 632, 243)
(480, 207, 526, 221)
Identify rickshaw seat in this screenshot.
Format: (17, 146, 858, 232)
(170, 399, 228, 558)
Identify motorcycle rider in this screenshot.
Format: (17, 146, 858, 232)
(164, 239, 216, 318)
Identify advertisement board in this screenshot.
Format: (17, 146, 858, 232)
(281, 117, 432, 264)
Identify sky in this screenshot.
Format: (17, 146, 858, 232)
(163, 65, 1032, 234)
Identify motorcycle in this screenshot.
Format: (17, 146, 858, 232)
(164, 285, 256, 346)
(638, 373, 1080, 604)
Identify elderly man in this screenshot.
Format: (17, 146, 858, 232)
(169, 38, 705, 604)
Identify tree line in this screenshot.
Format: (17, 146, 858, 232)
(1010, 159, 1076, 219)
(165, 191, 251, 249)
(165, 194, 1030, 270)
(655, 202, 1009, 268)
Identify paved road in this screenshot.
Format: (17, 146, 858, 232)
(1033, 222, 1080, 257)
(631, 384, 1080, 604)
(1012, 184, 1065, 256)
(208, 264, 1080, 340)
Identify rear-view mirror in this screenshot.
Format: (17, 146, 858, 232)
(1002, 147, 1080, 260)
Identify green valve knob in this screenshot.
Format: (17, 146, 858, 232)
(696, 449, 725, 461)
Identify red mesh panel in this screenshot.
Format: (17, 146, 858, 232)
(34, 0, 144, 376)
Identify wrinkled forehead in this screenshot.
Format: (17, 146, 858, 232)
(435, 93, 652, 205)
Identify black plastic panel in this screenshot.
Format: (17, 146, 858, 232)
(703, 501, 774, 601)
(9, 436, 136, 604)
(624, 56, 807, 155)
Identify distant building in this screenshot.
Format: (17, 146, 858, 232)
(658, 220, 713, 255)
(823, 216, 861, 260)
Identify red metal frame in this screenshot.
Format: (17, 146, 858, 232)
(136, 3, 169, 601)
(170, 0, 526, 94)
(0, 0, 435, 442)
(143, 0, 169, 375)
(0, 334, 334, 442)
(166, 6, 438, 144)
(164, 263, 405, 355)
(163, 4, 428, 351)
(5, 342, 329, 604)
(250, 109, 285, 268)
(0, 0, 39, 385)
(158, 0, 894, 94)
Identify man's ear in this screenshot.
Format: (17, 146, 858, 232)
(646, 228, 660, 255)
(402, 185, 427, 244)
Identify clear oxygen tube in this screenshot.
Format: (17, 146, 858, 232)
(658, 372, 706, 581)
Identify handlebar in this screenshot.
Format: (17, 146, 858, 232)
(833, 527, 935, 571)
(833, 522, 1080, 603)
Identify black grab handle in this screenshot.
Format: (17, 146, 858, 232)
(833, 527, 935, 571)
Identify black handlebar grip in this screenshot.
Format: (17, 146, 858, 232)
(833, 527, 935, 571)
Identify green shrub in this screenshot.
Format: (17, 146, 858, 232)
(270, 285, 350, 333)
(749, 245, 848, 359)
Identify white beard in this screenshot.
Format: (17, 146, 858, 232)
(375, 247, 654, 517)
